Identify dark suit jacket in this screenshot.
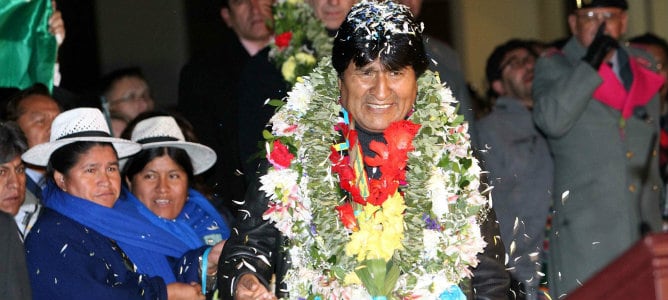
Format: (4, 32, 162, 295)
(178, 31, 250, 213)
(0, 211, 31, 300)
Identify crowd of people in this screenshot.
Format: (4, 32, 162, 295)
(1, 0, 668, 299)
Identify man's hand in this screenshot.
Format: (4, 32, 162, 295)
(582, 22, 618, 69)
(235, 274, 276, 300)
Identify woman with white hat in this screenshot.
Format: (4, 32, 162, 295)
(120, 115, 230, 295)
(23, 108, 206, 300)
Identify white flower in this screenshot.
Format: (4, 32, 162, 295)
(427, 168, 449, 219)
(411, 271, 454, 299)
(259, 168, 299, 201)
(285, 79, 314, 114)
(421, 229, 441, 260)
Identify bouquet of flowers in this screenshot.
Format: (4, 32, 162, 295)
(268, 0, 332, 85)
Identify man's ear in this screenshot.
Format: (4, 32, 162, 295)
(491, 79, 505, 96)
(54, 171, 66, 190)
(220, 7, 232, 28)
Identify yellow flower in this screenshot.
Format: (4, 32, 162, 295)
(343, 272, 362, 285)
(286, 0, 302, 5)
(282, 56, 297, 82)
(345, 192, 406, 262)
(295, 52, 317, 66)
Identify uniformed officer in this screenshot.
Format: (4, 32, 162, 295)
(531, 0, 666, 297)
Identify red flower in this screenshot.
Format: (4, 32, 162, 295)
(275, 32, 293, 49)
(385, 120, 421, 151)
(335, 202, 358, 231)
(267, 140, 294, 169)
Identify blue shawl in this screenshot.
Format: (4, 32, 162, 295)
(115, 188, 230, 247)
(43, 182, 193, 283)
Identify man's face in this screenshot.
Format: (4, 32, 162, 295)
(107, 76, 155, 121)
(16, 95, 60, 149)
(307, 0, 357, 30)
(0, 156, 26, 216)
(494, 48, 536, 103)
(569, 7, 627, 48)
(339, 58, 417, 133)
(221, 0, 273, 42)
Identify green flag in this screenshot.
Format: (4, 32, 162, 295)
(0, 0, 56, 90)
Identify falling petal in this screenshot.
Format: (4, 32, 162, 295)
(561, 190, 570, 205)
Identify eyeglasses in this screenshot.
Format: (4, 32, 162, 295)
(576, 11, 621, 23)
(499, 55, 535, 71)
(110, 92, 152, 105)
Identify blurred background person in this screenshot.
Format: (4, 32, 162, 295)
(237, 0, 356, 181)
(99, 67, 155, 123)
(477, 39, 552, 300)
(178, 0, 274, 218)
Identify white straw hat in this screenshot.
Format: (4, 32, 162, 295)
(22, 108, 141, 166)
(130, 116, 216, 175)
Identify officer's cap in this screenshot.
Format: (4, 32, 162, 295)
(573, 0, 628, 10)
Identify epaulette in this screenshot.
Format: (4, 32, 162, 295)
(541, 47, 564, 58)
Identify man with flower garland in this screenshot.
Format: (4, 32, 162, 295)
(219, 1, 510, 299)
(532, 0, 665, 297)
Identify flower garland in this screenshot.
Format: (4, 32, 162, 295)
(268, 0, 332, 85)
(261, 56, 489, 299)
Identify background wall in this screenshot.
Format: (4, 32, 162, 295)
(55, 0, 667, 110)
(95, 0, 189, 108)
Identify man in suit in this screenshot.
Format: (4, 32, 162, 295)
(178, 0, 274, 214)
(531, 0, 666, 297)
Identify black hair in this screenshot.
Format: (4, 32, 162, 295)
(629, 32, 668, 61)
(122, 147, 195, 185)
(46, 141, 118, 184)
(99, 67, 147, 97)
(332, 1, 429, 78)
(485, 39, 537, 99)
(5, 83, 59, 121)
(0, 122, 28, 164)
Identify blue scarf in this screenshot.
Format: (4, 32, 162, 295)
(43, 182, 193, 283)
(116, 188, 230, 247)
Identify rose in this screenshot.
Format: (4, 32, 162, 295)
(267, 139, 294, 169)
(275, 31, 293, 49)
